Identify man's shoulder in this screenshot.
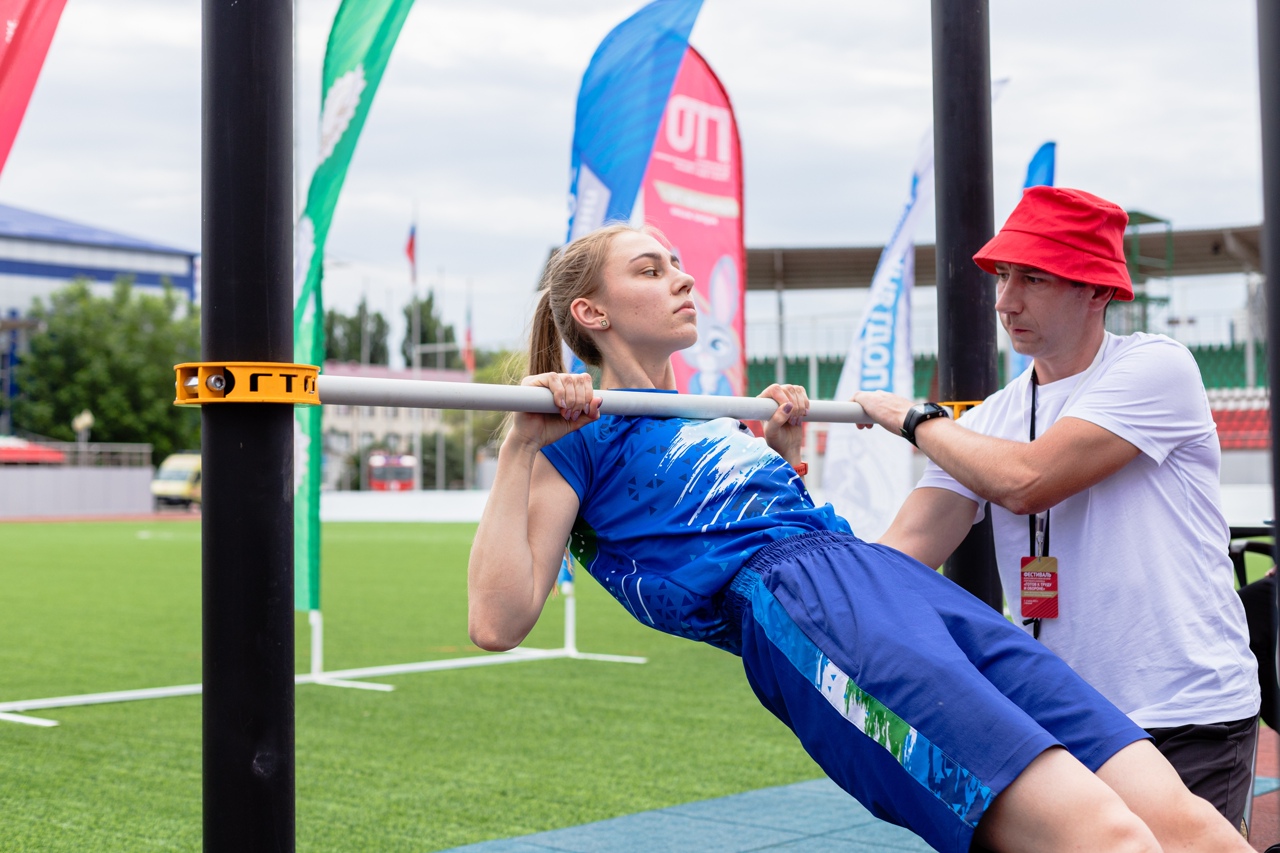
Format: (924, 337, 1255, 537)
(1102, 332, 1200, 381)
(1108, 331, 1191, 359)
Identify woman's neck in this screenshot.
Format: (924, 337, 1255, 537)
(599, 357, 677, 390)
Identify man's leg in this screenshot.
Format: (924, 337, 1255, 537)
(1147, 715, 1258, 835)
(1096, 739, 1253, 852)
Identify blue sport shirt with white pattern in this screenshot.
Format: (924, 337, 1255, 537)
(540, 401, 851, 652)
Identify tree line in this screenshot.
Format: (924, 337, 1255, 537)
(4, 277, 512, 477)
(325, 293, 467, 370)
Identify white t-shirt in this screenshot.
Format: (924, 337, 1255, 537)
(918, 332, 1259, 728)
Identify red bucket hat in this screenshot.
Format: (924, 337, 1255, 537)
(973, 186, 1134, 301)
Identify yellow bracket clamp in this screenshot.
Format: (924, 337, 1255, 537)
(938, 400, 983, 418)
(174, 362, 320, 406)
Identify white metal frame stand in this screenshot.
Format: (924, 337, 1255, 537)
(0, 581, 645, 727)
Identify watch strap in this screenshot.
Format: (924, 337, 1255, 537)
(900, 402, 950, 447)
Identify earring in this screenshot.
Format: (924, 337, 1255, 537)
(599, 319, 609, 328)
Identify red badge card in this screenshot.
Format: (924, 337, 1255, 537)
(1020, 556, 1059, 620)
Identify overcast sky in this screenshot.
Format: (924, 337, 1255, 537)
(0, 1, 1266, 360)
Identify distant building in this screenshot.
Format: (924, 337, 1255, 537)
(321, 361, 472, 490)
(0, 203, 198, 433)
(0, 202, 196, 314)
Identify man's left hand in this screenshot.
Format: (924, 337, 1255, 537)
(851, 390, 916, 437)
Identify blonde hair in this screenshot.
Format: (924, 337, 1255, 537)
(527, 223, 648, 377)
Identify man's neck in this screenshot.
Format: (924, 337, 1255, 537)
(1032, 328, 1107, 385)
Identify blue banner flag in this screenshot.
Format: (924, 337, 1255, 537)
(1007, 141, 1057, 379)
(1024, 141, 1056, 189)
(821, 134, 931, 539)
(566, 0, 703, 240)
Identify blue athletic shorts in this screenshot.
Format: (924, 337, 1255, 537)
(721, 531, 1147, 853)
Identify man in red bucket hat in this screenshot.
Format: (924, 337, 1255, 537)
(854, 186, 1260, 836)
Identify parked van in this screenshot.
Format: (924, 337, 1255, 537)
(151, 452, 202, 508)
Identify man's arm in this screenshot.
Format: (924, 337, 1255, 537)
(855, 391, 1141, 516)
(879, 487, 980, 568)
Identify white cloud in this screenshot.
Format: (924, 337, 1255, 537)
(0, 0, 1266, 358)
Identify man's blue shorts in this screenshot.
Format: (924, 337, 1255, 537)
(721, 531, 1147, 853)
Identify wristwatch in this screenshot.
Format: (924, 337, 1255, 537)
(900, 402, 951, 447)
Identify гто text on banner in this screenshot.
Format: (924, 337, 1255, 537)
(294, 0, 415, 612)
(0, 0, 67, 177)
(566, 0, 703, 242)
(821, 135, 932, 541)
(645, 47, 745, 396)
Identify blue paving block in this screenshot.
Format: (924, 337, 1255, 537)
(828, 819, 934, 851)
(441, 779, 934, 853)
(665, 778, 879, 836)
(492, 811, 803, 853)
(1256, 776, 1280, 797)
(445, 842, 562, 853)
(761, 836, 928, 853)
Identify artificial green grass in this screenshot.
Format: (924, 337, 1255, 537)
(0, 520, 821, 851)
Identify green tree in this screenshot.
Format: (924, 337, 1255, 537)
(442, 351, 521, 458)
(401, 292, 462, 369)
(324, 297, 389, 364)
(11, 278, 200, 463)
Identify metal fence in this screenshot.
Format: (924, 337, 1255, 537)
(12, 432, 152, 467)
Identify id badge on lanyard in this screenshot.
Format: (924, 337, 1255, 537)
(1020, 515, 1058, 621)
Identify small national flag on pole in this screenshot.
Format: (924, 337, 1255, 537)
(462, 294, 475, 373)
(405, 223, 417, 284)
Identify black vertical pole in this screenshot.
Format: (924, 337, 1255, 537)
(202, 2, 295, 851)
(931, 0, 1002, 609)
(1259, 0, 1280, 801)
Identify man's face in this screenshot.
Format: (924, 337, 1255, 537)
(993, 263, 1099, 361)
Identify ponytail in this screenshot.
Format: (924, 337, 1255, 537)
(526, 223, 643, 380)
(528, 289, 564, 376)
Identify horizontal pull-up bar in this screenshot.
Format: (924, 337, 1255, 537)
(317, 375, 871, 424)
(174, 362, 870, 423)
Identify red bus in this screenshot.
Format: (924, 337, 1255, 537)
(366, 452, 415, 491)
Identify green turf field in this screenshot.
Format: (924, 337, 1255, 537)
(0, 520, 822, 852)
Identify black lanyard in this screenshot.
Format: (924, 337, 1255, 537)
(1024, 371, 1049, 639)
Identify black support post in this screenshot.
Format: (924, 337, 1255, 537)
(1259, 0, 1280, 781)
(930, 0, 1002, 609)
(1263, 0, 1280, 522)
(202, 2, 295, 851)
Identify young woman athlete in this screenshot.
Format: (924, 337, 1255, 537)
(467, 224, 1250, 853)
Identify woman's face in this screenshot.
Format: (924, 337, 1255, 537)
(593, 230, 699, 357)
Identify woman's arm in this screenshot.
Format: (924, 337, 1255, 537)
(467, 372, 599, 651)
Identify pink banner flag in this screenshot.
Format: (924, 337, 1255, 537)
(0, 0, 66, 177)
(641, 47, 744, 396)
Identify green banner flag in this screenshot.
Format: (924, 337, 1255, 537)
(294, 0, 415, 611)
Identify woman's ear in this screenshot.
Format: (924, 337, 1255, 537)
(569, 297, 606, 331)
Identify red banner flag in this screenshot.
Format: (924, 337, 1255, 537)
(640, 47, 745, 396)
(0, 0, 67, 177)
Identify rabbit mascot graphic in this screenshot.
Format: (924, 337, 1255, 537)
(680, 254, 742, 396)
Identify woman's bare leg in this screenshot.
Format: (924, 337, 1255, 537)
(973, 746, 1158, 852)
(1095, 740, 1252, 852)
